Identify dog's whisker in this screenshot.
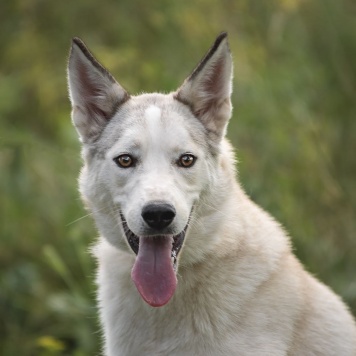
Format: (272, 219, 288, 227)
(66, 212, 95, 226)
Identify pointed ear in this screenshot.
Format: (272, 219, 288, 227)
(174, 33, 233, 142)
(67, 37, 129, 143)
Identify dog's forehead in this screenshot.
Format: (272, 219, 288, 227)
(97, 93, 207, 154)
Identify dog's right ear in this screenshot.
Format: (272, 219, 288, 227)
(67, 38, 129, 143)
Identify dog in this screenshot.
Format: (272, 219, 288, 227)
(67, 33, 356, 355)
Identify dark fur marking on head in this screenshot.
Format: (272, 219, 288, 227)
(173, 94, 193, 112)
(85, 99, 131, 144)
(172, 95, 221, 155)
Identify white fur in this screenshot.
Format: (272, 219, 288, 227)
(145, 105, 162, 125)
(93, 137, 356, 355)
(68, 35, 356, 355)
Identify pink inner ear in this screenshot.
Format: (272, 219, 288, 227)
(76, 63, 108, 119)
(193, 58, 226, 119)
(78, 65, 99, 96)
(203, 57, 225, 96)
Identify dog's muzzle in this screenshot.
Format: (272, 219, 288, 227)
(119, 212, 188, 268)
(119, 208, 190, 307)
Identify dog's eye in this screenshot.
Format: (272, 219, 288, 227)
(114, 154, 135, 168)
(177, 154, 196, 168)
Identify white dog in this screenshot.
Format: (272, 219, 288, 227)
(67, 33, 356, 355)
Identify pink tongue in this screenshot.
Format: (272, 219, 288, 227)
(131, 236, 177, 307)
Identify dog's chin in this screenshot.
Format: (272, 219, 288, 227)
(119, 213, 188, 271)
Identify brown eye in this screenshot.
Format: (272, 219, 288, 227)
(178, 153, 196, 168)
(114, 154, 135, 168)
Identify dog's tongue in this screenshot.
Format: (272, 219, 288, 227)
(131, 236, 176, 307)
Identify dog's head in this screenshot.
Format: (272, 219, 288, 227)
(67, 33, 233, 307)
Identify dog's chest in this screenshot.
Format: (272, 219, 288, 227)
(101, 280, 236, 355)
(112, 299, 221, 354)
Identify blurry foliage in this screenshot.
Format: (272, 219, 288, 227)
(1, 0, 355, 354)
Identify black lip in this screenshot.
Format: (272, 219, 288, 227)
(119, 213, 188, 267)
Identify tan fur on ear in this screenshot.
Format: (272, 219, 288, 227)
(67, 38, 130, 142)
(175, 33, 233, 141)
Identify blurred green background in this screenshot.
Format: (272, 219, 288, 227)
(1, 0, 355, 354)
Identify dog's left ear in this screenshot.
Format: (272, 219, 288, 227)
(67, 37, 129, 143)
(175, 32, 233, 142)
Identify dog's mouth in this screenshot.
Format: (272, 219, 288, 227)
(120, 213, 188, 307)
(120, 213, 187, 268)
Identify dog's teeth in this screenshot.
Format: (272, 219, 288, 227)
(172, 259, 177, 272)
(171, 249, 177, 268)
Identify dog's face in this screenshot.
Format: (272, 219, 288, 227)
(82, 95, 210, 260)
(68, 33, 233, 306)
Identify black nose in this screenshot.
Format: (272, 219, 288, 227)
(141, 203, 176, 230)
